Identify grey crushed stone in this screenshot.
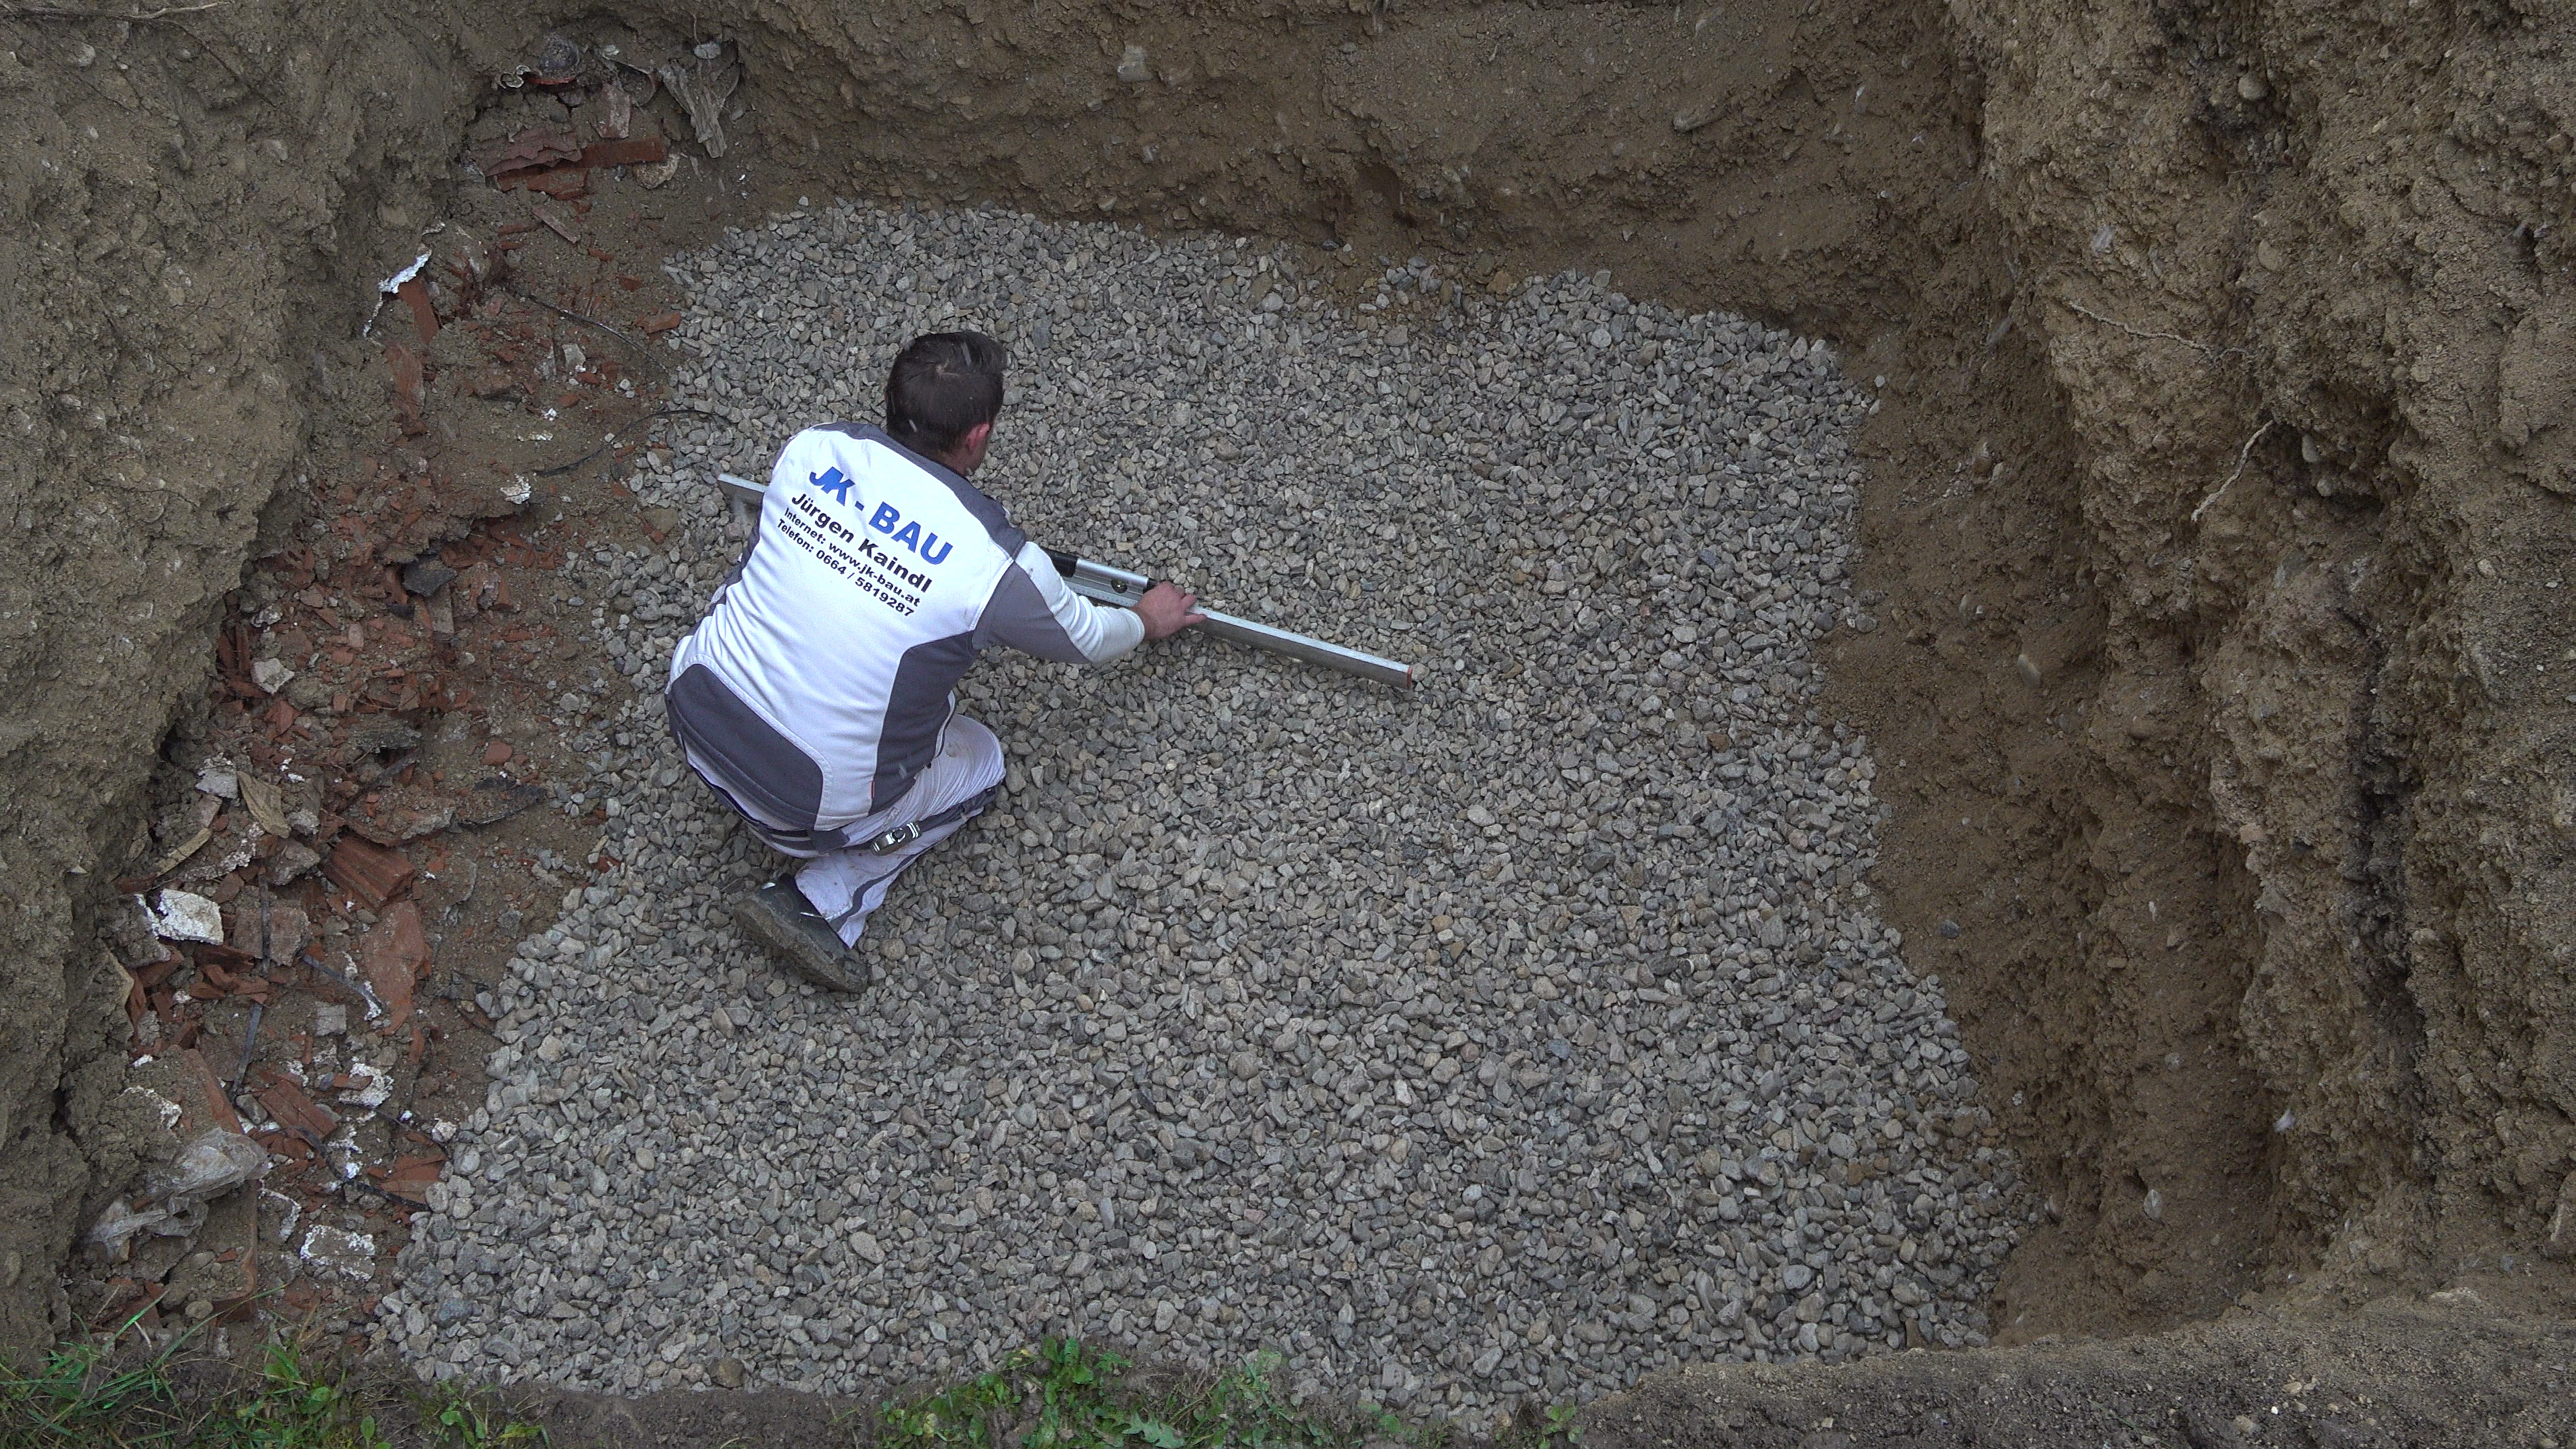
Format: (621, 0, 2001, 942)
(384, 201, 2027, 1421)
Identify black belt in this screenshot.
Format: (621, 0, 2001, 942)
(855, 785, 1001, 853)
(682, 764, 996, 857)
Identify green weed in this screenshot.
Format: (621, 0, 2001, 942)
(0, 1320, 543, 1449)
(419, 1380, 549, 1448)
(1, 1306, 195, 1447)
(1479, 1397, 1585, 1449)
(193, 1340, 387, 1448)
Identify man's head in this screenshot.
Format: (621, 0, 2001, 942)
(885, 330, 1007, 474)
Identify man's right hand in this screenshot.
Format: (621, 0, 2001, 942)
(1136, 582, 1207, 641)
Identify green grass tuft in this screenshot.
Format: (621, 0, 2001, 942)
(418, 1380, 549, 1448)
(0, 1318, 545, 1449)
(2, 1306, 195, 1448)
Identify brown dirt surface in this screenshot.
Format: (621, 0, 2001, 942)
(5, 0, 2576, 1427)
(1582, 1289, 2576, 1448)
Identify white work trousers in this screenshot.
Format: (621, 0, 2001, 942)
(790, 716, 1004, 945)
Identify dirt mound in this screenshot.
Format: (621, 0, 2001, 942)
(3, 0, 2573, 1413)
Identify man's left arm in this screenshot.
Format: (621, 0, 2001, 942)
(973, 542, 1148, 663)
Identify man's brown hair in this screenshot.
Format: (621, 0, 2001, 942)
(885, 331, 1007, 462)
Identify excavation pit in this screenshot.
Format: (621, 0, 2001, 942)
(386, 201, 2021, 1409)
(11, 0, 2574, 1434)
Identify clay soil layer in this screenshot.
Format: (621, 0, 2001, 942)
(4, 0, 2575, 1422)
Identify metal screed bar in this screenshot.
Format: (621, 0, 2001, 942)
(714, 473, 1419, 688)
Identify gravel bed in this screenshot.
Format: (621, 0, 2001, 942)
(386, 201, 2025, 1419)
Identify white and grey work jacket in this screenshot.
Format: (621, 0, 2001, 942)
(666, 423, 1143, 842)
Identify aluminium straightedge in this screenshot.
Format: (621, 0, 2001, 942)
(712, 472, 1419, 688)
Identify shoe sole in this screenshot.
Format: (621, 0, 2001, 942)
(733, 893, 871, 993)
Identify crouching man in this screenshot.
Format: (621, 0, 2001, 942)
(665, 331, 1201, 989)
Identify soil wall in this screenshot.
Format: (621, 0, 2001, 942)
(0, 5, 478, 1346)
(3, 0, 2572, 1388)
(1933, 0, 2576, 1327)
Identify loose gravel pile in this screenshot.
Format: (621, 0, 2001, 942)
(386, 201, 2027, 1420)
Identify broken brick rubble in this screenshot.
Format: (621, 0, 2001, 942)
(322, 837, 415, 908)
(357, 900, 428, 1029)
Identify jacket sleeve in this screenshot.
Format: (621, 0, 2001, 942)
(972, 541, 1148, 665)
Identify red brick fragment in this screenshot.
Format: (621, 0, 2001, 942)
(398, 276, 439, 343)
(637, 311, 682, 335)
(189, 941, 260, 975)
(347, 786, 455, 847)
(533, 204, 580, 245)
(523, 168, 590, 201)
(478, 128, 580, 178)
(482, 740, 513, 766)
(255, 1074, 337, 1148)
(176, 1049, 244, 1134)
(372, 1155, 444, 1207)
(322, 837, 414, 908)
(358, 900, 427, 1029)
(580, 135, 667, 168)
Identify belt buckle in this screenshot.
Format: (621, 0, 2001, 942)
(865, 821, 924, 854)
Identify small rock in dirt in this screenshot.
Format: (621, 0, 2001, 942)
(301, 1224, 376, 1281)
(401, 559, 460, 598)
(2548, 1171, 2576, 1260)
(265, 841, 323, 887)
(263, 904, 311, 963)
(151, 890, 225, 944)
(144, 1129, 268, 1205)
(343, 718, 423, 760)
(455, 775, 546, 827)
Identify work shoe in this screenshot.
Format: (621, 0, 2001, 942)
(733, 871, 871, 993)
